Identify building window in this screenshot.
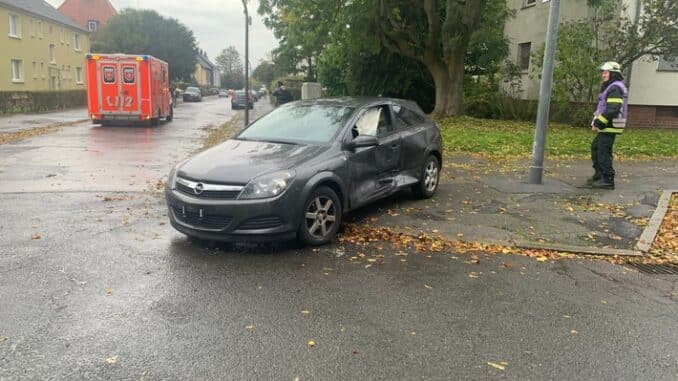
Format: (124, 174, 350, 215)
(49, 44, 56, 63)
(11, 59, 23, 82)
(524, 0, 537, 6)
(657, 57, 678, 72)
(32, 61, 37, 79)
(74, 33, 81, 51)
(60, 28, 64, 43)
(37, 20, 43, 38)
(518, 42, 531, 71)
(8, 14, 20, 38)
(88, 20, 99, 32)
(40, 62, 45, 79)
(76, 67, 83, 84)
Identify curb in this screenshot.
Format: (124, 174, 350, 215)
(635, 189, 675, 253)
(513, 241, 642, 257)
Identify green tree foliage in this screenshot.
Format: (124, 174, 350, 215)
(252, 60, 280, 90)
(215, 46, 244, 89)
(92, 9, 197, 81)
(260, 0, 509, 117)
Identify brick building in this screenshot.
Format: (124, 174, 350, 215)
(57, 0, 117, 34)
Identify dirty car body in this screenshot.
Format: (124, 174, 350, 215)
(165, 97, 442, 244)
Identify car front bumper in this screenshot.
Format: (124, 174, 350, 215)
(165, 186, 300, 242)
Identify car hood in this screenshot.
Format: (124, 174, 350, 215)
(177, 139, 325, 184)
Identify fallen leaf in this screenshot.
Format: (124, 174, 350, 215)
(31, 233, 41, 240)
(570, 330, 578, 334)
(0, 336, 8, 342)
(300, 310, 310, 315)
(536, 256, 548, 262)
(245, 325, 255, 330)
(424, 284, 433, 289)
(105, 356, 118, 365)
(307, 339, 316, 348)
(487, 361, 506, 371)
(468, 272, 479, 278)
(105, 288, 113, 295)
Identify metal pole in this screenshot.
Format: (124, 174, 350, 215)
(527, 0, 561, 184)
(242, 1, 250, 127)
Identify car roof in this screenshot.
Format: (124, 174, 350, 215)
(289, 97, 425, 115)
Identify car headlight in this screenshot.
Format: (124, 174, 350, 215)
(168, 159, 189, 190)
(240, 170, 295, 200)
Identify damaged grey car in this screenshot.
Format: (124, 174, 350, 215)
(165, 97, 443, 245)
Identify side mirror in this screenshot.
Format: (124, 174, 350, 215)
(347, 135, 378, 150)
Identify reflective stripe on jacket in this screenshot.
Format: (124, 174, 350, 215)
(593, 80, 628, 134)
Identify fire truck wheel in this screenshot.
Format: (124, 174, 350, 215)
(166, 106, 174, 122)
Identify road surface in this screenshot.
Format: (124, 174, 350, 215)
(0, 97, 676, 380)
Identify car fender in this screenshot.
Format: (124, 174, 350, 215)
(300, 171, 349, 212)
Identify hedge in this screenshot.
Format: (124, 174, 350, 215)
(0, 90, 87, 115)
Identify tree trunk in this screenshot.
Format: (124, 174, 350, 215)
(427, 53, 465, 117)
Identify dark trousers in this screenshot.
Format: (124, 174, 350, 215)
(591, 133, 616, 177)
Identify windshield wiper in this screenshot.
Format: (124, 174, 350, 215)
(258, 139, 299, 145)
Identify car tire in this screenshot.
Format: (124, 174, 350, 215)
(298, 186, 342, 246)
(413, 155, 440, 199)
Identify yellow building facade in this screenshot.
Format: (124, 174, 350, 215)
(0, 1, 90, 92)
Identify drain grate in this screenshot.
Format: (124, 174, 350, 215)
(626, 262, 678, 275)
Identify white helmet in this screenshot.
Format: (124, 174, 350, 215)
(599, 61, 622, 73)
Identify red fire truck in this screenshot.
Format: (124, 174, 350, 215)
(85, 54, 173, 125)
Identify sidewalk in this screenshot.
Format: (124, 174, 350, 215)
(0, 107, 88, 133)
(348, 155, 677, 253)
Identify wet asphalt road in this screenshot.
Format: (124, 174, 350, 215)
(1, 98, 677, 380)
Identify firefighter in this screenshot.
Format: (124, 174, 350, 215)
(588, 61, 628, 189)
(272, 81, 293, 106)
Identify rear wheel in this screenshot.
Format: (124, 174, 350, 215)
(413, 155, 440, 199)
(298, 186, 342, 246)
(166, 105, 174, 122)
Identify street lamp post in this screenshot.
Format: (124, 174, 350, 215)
(527, 0, 561, 184)
(242, 0, 250, 127)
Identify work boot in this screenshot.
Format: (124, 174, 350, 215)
(591, 176, 615, 190)
(586, 172, 602, 186)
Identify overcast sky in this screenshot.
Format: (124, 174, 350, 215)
(45, 0, 279, 67)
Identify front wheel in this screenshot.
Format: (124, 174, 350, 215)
(298, 186, 342, 246)
(413, 155, 440, 199)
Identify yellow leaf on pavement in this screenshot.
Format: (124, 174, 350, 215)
(307, 339, 316, 348)
(105, 288, 113, 295)
(487, 361, 506, 371)
(300, 310, 310, 315)
(105, 356, 118, 365)
(0, 336, 8, 342)
(536, 256, 548, 262)
(424, 284, 433, 289)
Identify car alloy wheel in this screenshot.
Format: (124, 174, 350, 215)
(299, 186, 342, 245)
(424, 160, 439, 192)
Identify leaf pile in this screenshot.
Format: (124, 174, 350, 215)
(338, 223, 565, 262)
(645, 194, 678, 264)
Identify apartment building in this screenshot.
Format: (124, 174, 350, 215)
(1, 0, 90, 91)
(504, 0, 678, 128)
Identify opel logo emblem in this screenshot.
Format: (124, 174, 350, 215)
(194, 183, 204, 195)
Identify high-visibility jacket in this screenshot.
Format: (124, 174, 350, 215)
(593, 80, 628, 134)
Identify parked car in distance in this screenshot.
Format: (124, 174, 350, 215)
(231, 90, 254, 109)
(218, 90, 229, 98)
(250, 90, 259, 102)
(165, 97, 443, 245)
(183, 87, 202, 102)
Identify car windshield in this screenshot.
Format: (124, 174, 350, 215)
(186, 87, 199, 93)
(238, 103, 355, 144)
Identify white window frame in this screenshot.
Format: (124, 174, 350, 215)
(49, 44, 56, 63)
(40, 62, 45, 79)
(60, 27, 64, 43)
(88, 20, 98, 32)
(76, 67, 83, 84)
(37, 20, 43, 38)
(11, 59, 24, 83)
(8, 14, 20, 38)
(32, 61, 37, 79)
(74, 33, 81, 51)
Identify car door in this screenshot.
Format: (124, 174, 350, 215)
(346, 104, 402, 207)
(392, 103, 430, 177)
